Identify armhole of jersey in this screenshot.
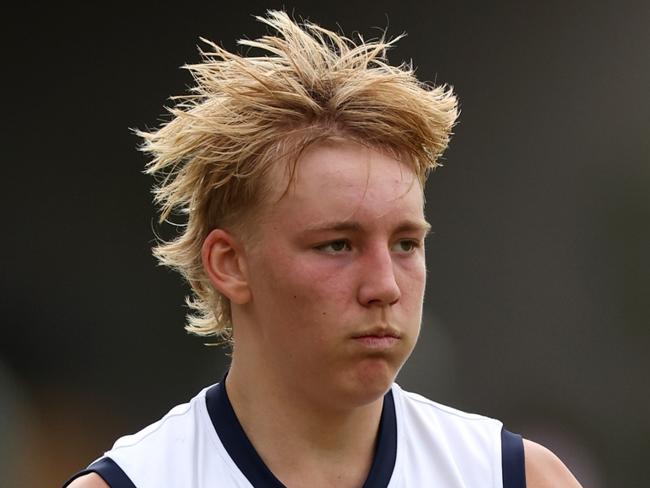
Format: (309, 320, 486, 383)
(501, 428, 527, 488)
(62, 457, 137, 488)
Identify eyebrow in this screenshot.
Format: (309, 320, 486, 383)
(302, 219, 432, 236)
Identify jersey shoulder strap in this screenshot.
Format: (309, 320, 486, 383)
(501, 428, 526, 488)
(62, 457, 136, 488)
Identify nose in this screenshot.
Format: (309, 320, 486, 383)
(357, 245, 401, 307)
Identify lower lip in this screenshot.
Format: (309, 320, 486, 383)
(353, 336, 400, 349)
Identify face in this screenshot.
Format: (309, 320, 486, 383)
(240, 140, 429, 409)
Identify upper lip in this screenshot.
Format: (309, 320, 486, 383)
(352, 325, 401, 339)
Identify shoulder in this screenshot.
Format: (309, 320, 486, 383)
(524, 439, 583, 488)
(395, 384, 501, 423)
(394, 384, 503, 438)
(392, 384, 504, 484)
(65, 386, 215, 488)
(109, 385, 212, 457)
(65, 473, 110, 488)
(393, 385, 503, 457)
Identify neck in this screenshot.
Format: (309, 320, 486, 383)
(226, 356, 386, 487)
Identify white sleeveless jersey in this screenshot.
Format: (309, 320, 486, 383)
(64, 382, 525, 488)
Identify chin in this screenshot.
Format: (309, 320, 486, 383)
(341, 359, 398, 407)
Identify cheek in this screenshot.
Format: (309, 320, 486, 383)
(397, 258, 427, 299)
(254, 248, 351, 317)
(272, 245, 351, 290)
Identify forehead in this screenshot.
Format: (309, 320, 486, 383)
(270, 138, 422, 199)
(266, 139, 424, 222)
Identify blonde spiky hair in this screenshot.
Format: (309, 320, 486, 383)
(138, 10, 458, 343)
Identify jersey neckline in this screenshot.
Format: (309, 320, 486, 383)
(205, 380, 397, 488)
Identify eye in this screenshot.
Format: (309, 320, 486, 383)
(392, 239, 420, 253)
(316, 240, 352, 253)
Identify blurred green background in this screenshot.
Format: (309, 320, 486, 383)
(1, 1, 648, 486)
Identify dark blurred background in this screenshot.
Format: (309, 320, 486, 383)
(2, 1, 648, 486)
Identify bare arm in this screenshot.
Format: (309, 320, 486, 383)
(524, 439, 583, 488)
(65, 473, 110, 488)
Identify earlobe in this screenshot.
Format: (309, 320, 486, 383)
(202, 229, 252, 305)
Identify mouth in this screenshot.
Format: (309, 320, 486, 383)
(352, 335, 400, 349)
(351, 326, 401, 349)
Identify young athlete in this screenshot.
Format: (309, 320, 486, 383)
(65, 11, 582, 488)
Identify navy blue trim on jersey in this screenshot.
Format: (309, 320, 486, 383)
(501, 428, 527, 488)
(206, 381, 397, 488)
(61, 457, 136, 488)
(361, 388, 397, 488)
(206, 381, 285, 487)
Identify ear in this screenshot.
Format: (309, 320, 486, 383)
(202, 229, 251, 305)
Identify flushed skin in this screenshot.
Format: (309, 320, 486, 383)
(225, 141, 428, 408)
